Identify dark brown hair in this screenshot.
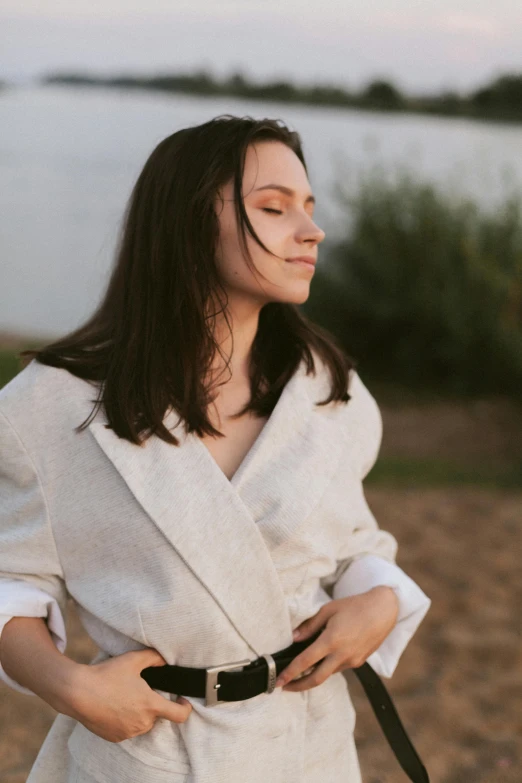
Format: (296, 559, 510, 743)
(20, 114, 356, 446)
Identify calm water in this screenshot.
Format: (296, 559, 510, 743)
(2, 84, 522, 339)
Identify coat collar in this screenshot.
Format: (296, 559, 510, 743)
(88, 357, 351, 655)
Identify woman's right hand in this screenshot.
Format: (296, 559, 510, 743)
(68, 648, 193, 742)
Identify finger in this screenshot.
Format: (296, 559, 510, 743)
(275, 637, 328, 687)
(282, 654, 339, 693)
(293, 604, 335, 641)
(153, 693, 193, 723)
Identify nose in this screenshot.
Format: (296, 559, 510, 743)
(297, 214, 326, 245)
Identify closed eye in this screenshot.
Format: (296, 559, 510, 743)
(262, 208, 283, 215)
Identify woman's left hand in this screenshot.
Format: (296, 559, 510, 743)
(275, 586, 400, 692)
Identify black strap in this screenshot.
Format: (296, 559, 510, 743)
(352, 662, 430, 783)
(141, 630, 429, 783)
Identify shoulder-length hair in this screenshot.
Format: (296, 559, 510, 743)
(20, 114, 356, 446)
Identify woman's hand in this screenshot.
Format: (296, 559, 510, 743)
(275, 586, 399, 692)
(67, 648, 193, 742)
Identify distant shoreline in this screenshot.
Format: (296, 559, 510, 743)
(12, 70, 521, 126)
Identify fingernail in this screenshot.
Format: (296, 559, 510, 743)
(293, 629, 301, 640)
(275, 675, 286, 687)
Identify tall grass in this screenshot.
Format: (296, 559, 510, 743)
(0, 339, 47, 390)
(304, 166, 522, 400)
(0, 351, 22, 390)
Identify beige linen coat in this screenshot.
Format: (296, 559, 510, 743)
(0, 356, 429, 783)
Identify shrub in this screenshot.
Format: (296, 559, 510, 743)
(303, 166, 522, 399)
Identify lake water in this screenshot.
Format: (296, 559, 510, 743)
(2, 84, 522, 339)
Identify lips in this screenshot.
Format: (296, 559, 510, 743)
(286, 256, 317, 266)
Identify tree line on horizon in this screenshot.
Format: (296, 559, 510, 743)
(34, 69, 522, 123)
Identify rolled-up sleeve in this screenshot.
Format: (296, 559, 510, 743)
(0, 410, 68, 695)
(332, 553, 431, 678)
(324, 371, 431, 678)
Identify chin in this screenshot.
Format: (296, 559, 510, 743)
(246, 283, 312, 307)
(282, 285, 312, 305)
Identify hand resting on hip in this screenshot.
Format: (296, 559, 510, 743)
(69, 648, 193, 742)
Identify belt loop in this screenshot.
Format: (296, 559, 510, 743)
(261, 653, 277, 694)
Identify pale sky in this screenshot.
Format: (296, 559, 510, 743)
(2, 0, 522, 93)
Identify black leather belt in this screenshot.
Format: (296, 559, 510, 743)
(140, 629, 429, 783)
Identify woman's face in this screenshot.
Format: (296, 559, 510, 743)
(214, 140, 325, 307)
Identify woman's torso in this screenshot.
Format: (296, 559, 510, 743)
(0, 358, 384, 783)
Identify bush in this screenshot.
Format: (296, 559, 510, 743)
(303, 166, 522, 399)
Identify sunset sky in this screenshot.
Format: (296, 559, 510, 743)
(2, 0, 522, 92)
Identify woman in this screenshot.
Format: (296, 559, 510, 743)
(0, 115, 431, 783)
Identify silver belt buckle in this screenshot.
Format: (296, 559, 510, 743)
(205, 659, 251, 706)
(261, 653, 277, 694)
(205, 653, 278, 706)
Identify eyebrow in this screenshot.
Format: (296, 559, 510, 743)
(253, 184, 316, 205)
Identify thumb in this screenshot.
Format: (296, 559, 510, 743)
(129, 647, 168, 670)
(293, 603, 335, 641)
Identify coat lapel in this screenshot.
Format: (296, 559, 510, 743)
(230, 365, 351, 553)
(87, 357, 350, 655)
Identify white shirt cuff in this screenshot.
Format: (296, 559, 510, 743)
(0, 581, 67, 695)
(332, 554, 431, 678)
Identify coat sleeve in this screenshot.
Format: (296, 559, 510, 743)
(321, 372, 431, 678)
(0, 410, 68, 695)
